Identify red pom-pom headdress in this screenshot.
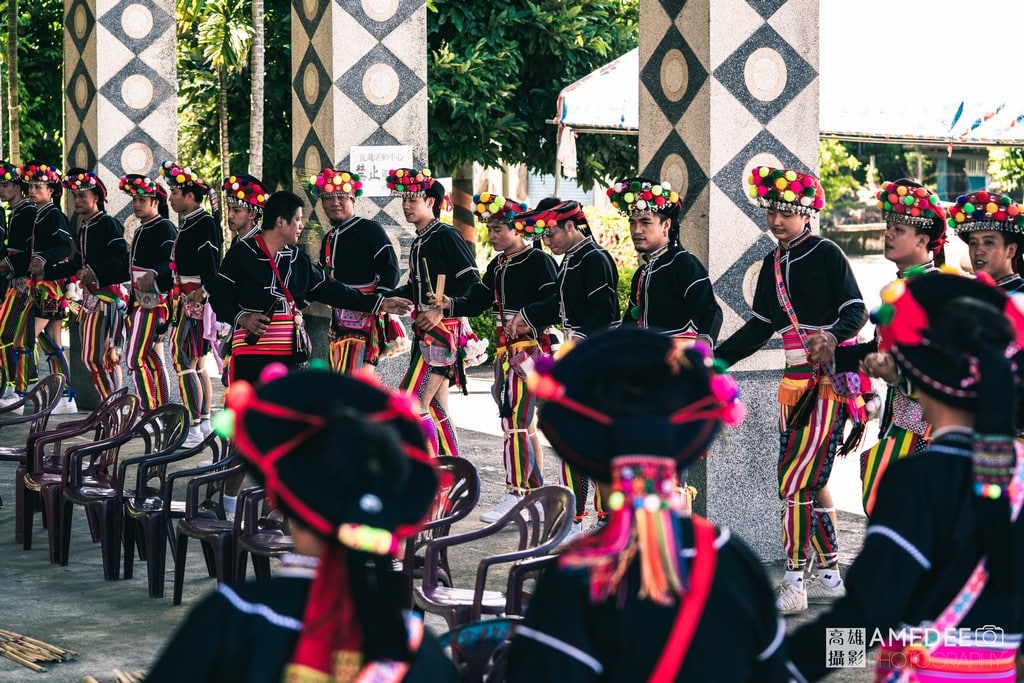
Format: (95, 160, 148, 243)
(747, 166, 825, 215)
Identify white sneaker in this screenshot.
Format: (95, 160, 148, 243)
(775, 580, 808, 614)
(0, 393, 23, 412)
(181, 425, 205, 449)
(480, 492, 524, 523)
(806, 575, 846, 603)
(199, 418, 213, 437)
(51, 395, 79, 415)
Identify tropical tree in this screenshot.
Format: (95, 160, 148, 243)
(196, 0, 254, 183)
(0, 0, 62, 164)
(818, 138, 862, 216)
(6, 0, 17, 163)
(249, 0, 264, 179)
(427, 0, 638, 244)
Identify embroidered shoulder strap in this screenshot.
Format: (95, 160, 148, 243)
(648, 515, 718, 683)
(773, 249, 852, 397)
(255, 234, 297, 315)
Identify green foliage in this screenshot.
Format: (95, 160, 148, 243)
(176, 0, 291, 190)
(819, 138, 862, 217)
(0, 0, 63, 162)
(427, 0, 638, 187)
(989, 148, 1024, 197)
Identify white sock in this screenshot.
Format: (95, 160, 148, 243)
(784, 570, 805, 588)
(223, 495, 237, 516)
(819, 569, 842, 587)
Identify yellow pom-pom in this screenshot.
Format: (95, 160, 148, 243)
(176, 173, 186, 183)
(758, 167, 769, 177)
(784, 170, 796, 181)
(608, 491, 625, 511)
(236, 190, 245, 199)
(896, 185, 908, 196)
(783, 190, 796, 202)
(307, 175, 317, 185)
(939, 264, 962, 275)
(986, 202, 998, 214)
(880, 280, 905, 304)
(748, 186, 758, 198)
(422, 169, 432, 177)
(669, 192, 678, 203)
(774, 178, 787, 191)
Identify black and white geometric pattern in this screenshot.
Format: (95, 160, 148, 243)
(640, 0, 819, 340)
(292, 0, 427, 234)
(64, 0, 177, 224)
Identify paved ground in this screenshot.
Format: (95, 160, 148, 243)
(0, 365, 870, 681)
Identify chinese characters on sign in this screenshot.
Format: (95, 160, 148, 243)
(826, 628, 866, 668)
(351, 146, 413, 197)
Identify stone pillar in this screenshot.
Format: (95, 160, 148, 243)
(291, 0, 427, 384)
(640, 0, 820, 559)
(64, 0, 177, 408)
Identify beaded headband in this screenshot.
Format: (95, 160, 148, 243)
(387, 168, 435, 197)
(119, 174, 167, 199)
(0, 163, 21, 184)
(607, 177, 680, 217)
(747, 166, 825, 215)
(222, 175, 269, 213)
(18, 163, 61, 185)
(473, 192, 526, 224)
(876, 181, 945, 231)
(159, 160, 209, 191)
(62, 170, 107, 200)
(511, 200, 589, 239)
(307, 168, 362, 199)
(948, 191, 1024, 236)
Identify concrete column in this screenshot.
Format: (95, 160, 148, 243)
(291, 0, 427, 383)
(64, 0, 177, 408)
(640, 0, 820, 559)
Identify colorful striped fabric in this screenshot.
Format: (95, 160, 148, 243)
(231, 313, 295, 357)
(860, 424, 930, 516)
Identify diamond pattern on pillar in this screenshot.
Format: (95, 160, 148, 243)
(98, 57, 174, 124)
(712, 128, 806, 228)
(67, 129, 97, 171)
(712, 23, 816, 125)
(643, 129, 708, 222)
(99, 127, 173, 180)
(67, 61, 97, 122)
(294, 0, 329, 39)
(340, 0, 420, 42)
(744, 0, 787, 20)
(96, 0, 173, 56)
(296, 128, 330, 178)
(656, 0, 687, 16)
(639, 24, 708, 125)
(336, 44, 423, 122)
(710, 129, 806, 318)
(65, 0, 95, 54)
(294, 45, 333, 125)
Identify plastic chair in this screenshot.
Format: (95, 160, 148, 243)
(6, 385, 124, 540)
(20, 393, 140, 563)
(234, 488, 293, 581)
(122, 432, 232, 598)
(437, 618, 518, 683)
(0, 374, 66, 508)
(400, 456, 480, 607)
(504, 553, 560, 617)
(60, 404, 189, 579)
(172, 458, 251, 605)
(413, 485, 575, 629)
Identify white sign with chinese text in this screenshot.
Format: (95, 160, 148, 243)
(350, 146, 413, 197)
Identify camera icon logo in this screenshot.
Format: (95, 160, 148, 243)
(976, 625, 1004, 645)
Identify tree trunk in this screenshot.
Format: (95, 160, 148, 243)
(218, 67, 230, 247)
(451, 162, 476, 251)
(248, 0, 264, 179)
(7, 0, 19, 164)
(218, 67, 229, 182)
